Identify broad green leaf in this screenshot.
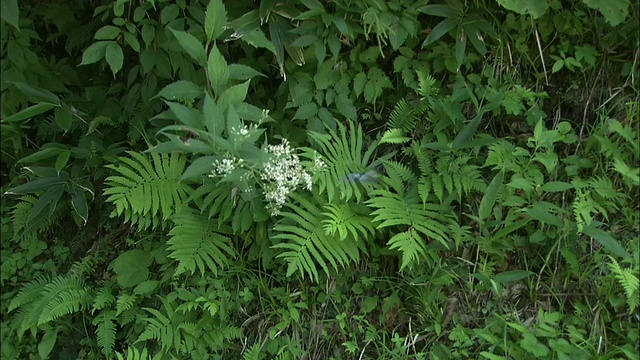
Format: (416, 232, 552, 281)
(55, 107, 73, 130)
(1, 102, 59, 124)
(105, 42, 124, 77)
(95, 25, 121, 40)
(205, 0, 227, 41)
(523, 202, 562, 227)
(0, 0, 19, 31)
(180, 156, 216, 181)
(156, 80, 204, 100)
(228, 64, 265, 80)
(493, 270, 535, 283)
(80, 41, 110, 65)
(4, 177, 68, 195)
(218, 80, 250, 111)
(454, 25, 466, 70)
(353, 72, 367, 98)
(113, 250, 153, 288)
(452, 109, 484, 149)
(11, 82, 60, 104)
(582, 0, 629, 26)
(496, 0, 550, 19)
(123, 32, 140, 52)
(54, 151, 71, 172)
(170, 28, 206, 66)
(141, 24, 156, 46)
(38, 329, 57, 360)
(203, 93, 223, 135)
(133, 280, 159, 295)
(422, 18, 457, 48)
(28, 185, 65, 222)
(581, 222, 631, 259)
(335, 93, 357, 120)
(293, 103, 318, 120)
(207, 45, 229, 95)
(164, 101, 205, 129)
(541, 181, 574, 192)
(70, 187, 89, 224)
(479, 170, 504, 220)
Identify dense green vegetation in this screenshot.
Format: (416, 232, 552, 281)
(1, 0, 638, 358)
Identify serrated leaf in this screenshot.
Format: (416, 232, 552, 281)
(582, 0, 629, 26)
(169, 28, 206, 66)
(228, 64, 265, 80)
(353, 72, 366, 98)
(205, 0, 227, 41)
(156, 80, 203, 100)
(293, 103, 318, 120)
(496, 0, 550, 19)
(207, 45, 229, 95)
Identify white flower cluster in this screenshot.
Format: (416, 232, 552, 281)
(209, 156, 242, 177)
(261, 139, 314, 216)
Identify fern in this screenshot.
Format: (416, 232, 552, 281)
(366, 162, 453, 270)
(321, 203, 375, 242)
(303, 121, 388, 203)
(607, 256, 639, 313)
(243, 341, 263, 360)
(9, 273, 92, 336)
(136, 307, 182, 353)
(104, 151, 190, 230)
(166, 208, 235, 276)
(92, 286, 116, 313)
(272, 193, 361, 282)
(116, 293, 137, 316)
(416, 70, 439, 100)
(116, 346, 152, 360)
(387, 99, 419, 133)
(93, 310, 117, 357)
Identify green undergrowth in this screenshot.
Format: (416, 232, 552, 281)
(1, 0, 638, 359)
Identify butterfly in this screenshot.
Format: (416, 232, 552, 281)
(343, 170, 379, 183)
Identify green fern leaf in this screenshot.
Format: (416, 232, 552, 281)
(93, 310, 117, 357)
(104, 151, 190, 229)
(116, 293, 137, 316)
(272, 193, 360, 282)
(303, 121, 387, 203)
(167, 208, 235, 276)
(321, 203, 375, 242)
(387, 99, 418, 132)
(388, 228, 428, 271)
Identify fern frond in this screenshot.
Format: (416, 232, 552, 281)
(116, 346, 151, 360)
(92, 286, 116, 313)
(416, 70, 439, 100)
(321, 203, 375, 242)
(136, 307, 182, 353)
(9, 274, 91, 335)
(104, 151, 190, 230)
(388, 99, 418, 132)
(116, 293, 137, 316)
(272, 193, 360, 282)
(167, 208, 235, 276)
(304, 121, 385, 203)
(93, 310, 117, 357)
(243, 341, 263, 360)
(607, 256, 639, 313)
(388, 228, 428, 271)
